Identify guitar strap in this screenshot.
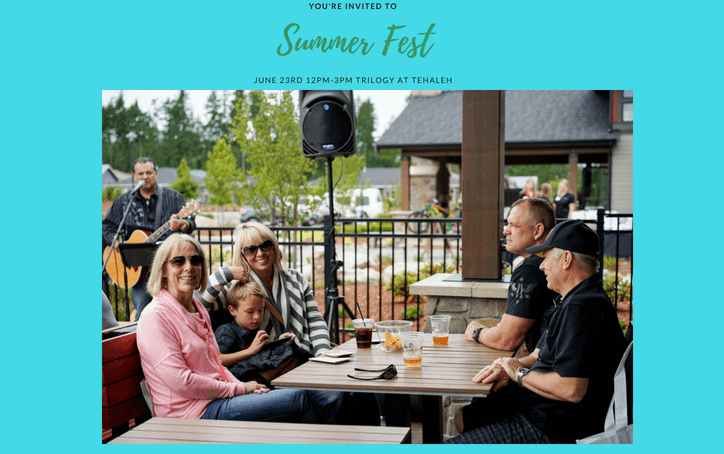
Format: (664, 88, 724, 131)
(154, 186, 164, 230)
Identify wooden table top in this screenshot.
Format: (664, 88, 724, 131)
(272, 333, 513, 397)
(108, 417, 411, 444)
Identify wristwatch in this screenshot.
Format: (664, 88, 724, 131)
(516, 368, 530, 388)
(472, 327, 484, 343)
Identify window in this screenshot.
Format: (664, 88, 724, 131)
(612, 90, 633, 131)
(623, 103, 633, 122)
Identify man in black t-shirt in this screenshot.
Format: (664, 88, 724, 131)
(448, 220, 624, 444)
(464, 198, 558, 353)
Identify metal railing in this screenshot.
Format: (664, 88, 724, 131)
(593, 207, 633, 324)
(107, 210, 632, 335)
(189, 218, 463, 344)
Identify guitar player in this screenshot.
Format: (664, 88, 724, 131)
(102, 157, 196, 320)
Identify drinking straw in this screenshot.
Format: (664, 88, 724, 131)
(355, 302, 367, 327)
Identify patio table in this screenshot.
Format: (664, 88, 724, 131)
(272, 333, 513, 443)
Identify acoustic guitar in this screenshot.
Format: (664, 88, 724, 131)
(103, 200, 199, 288)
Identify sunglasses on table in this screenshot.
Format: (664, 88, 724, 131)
(347, 364, 397, 380)
(242, 239, 274, 257)
(166, 255, 204, 268)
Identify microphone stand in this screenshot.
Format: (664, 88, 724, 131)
(102, 182, 143, 274)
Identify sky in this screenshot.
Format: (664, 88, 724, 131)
(101, 90, 411, 141)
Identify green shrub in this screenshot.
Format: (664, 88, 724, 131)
(338, 306, 354, 318)
(603, 255, 620, 271)
(400, 306, 423, 320)
(335, 221, 394, 234)
(385, 262, 455, 300)
(603, 274, 632, 303)
(103, 187, 124, 201)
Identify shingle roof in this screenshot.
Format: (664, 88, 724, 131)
(358, 167, 401, 187)
(377, 90, 619, 148)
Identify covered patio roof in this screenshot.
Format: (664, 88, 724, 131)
(376, 90, 619, 165)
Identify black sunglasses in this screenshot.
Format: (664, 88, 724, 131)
(347, 364, 397, 381)
(242, 239, 274, 257)
(166, 255, 204, 268)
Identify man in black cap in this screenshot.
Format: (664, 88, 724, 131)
(447, 220, 624, 444)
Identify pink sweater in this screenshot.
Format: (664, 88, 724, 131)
(137, 290, 247, 419)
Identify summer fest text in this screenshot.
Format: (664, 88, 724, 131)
(277, 23, 436, 58)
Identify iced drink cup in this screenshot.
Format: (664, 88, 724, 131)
(430, 315, 451, 345)
(353, 318, 374, 348)
(400, 332, 424, 368)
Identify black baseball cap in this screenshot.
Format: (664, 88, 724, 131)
(525, 219, 600, 258)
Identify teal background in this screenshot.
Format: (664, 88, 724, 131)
(3, 0, 722, 451)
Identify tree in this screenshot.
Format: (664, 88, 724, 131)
(228, 91, 248, 172)
(168, 158, 199, 200)
(235, 91, 322, 225)
(324, 152, 366, 207)
(356, 97, 400, 168)
(159, 90, 204, 169)
(205, 138, 242, 207)
(102, 93, 161, 173)
(203, 91, 232, 157)
(356, 97, 376, 165)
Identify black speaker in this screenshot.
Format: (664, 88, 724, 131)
(299, 90, 357, 159)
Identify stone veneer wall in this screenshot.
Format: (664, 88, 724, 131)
(423, 294, 508, 440)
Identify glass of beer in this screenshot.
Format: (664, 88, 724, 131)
(429, 315, 451, 345)
(400, 332, 424, 368)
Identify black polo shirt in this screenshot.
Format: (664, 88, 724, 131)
(516, 274, 625, 442)
(505, 255, 558, 352)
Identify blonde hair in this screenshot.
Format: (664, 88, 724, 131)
(226, 280, 267, 310)
(557, 179, 570, 196)
(232, 221, 283, 271)
(146, 234, 208, 297)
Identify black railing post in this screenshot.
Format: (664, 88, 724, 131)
(597, 207, 606, 280)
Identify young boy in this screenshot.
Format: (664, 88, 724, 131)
(215, 281, 298, 386)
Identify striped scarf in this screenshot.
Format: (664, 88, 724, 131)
(249, 266, 330, 357)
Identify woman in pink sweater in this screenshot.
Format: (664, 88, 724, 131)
(137, 234, 320, 422)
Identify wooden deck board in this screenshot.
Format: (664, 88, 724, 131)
(109, 418, 411, 444)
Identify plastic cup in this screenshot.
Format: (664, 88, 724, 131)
(429, 315, 451, 345)
(353, 318, 374, 348)
(399, 332, 424, 368)
(374, 320, 413, 352)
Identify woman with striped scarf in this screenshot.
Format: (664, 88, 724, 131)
(198, 221, 380, 425)
(199, 221, 329, 358)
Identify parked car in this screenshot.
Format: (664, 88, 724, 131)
(315, 197, 342, 222)
(239, 206, 260, 223)
(347, 188, 385, 218)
